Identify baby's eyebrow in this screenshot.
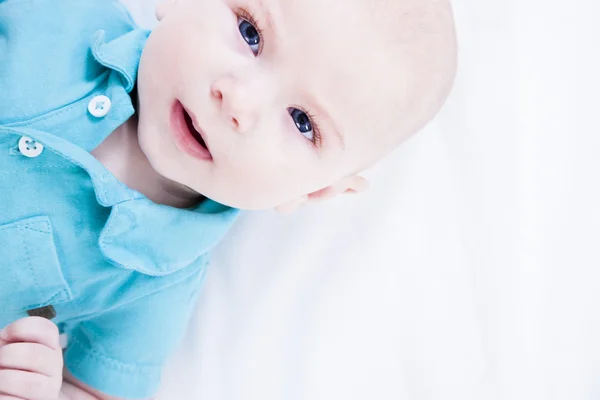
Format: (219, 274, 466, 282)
(256, 0, 278, 37)
(314, 102, 345, 150)
(329, 117, 345, 150)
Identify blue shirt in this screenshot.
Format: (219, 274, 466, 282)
(0, 1, 239, 397)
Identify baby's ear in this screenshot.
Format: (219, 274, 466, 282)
(156, 0, 177, 21)
(308, 175, 370, 202)
(275, 175, 369, 213)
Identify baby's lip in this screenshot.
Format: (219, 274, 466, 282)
(183, 106, 210, 150)
(170, 100, 213, 161)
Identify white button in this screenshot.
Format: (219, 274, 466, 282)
(18, 136, 44, 158)
(88, 95, 112, 118)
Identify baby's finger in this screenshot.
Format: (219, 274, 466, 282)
(0, 342, 62, 377)
(0, 369, 57, 400)
(0, 317, 59, 350)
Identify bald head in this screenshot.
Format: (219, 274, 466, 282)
(362, 0, 458, 148)
(389, 0, 458, 139)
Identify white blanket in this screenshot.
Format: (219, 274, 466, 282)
(119, 1, 600, 399)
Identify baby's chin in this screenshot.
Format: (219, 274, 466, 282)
(199, 186, 300, 211)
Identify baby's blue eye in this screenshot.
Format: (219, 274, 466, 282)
(238, 18, 261, 56)
(289, 108, 314, 140)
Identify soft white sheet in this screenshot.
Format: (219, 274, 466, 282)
(121, 1, 600, 399)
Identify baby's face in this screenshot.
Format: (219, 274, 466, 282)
(137, 0, 455, 210)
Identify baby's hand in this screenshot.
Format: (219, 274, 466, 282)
(0, 317, 63, 400)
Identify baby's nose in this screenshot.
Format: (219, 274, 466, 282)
(211, 77, 261, 133)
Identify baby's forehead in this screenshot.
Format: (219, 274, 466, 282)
(276, 0, 456, 147)
(277, 0, 403, 54)
(278, 4, 405, 84)
(276, 0, 451, 144)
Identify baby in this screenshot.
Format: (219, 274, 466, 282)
(0, 0, 457, 398)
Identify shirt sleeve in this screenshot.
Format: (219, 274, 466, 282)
(63, 267, 206, 399)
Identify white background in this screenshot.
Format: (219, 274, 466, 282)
(120, 1, 600, 399)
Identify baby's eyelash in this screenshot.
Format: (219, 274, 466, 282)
(236, 8, 265, 55)
(302, 108, 323, 148)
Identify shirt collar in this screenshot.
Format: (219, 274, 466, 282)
(91, 28, 150, 93)
(99, 198, 240, 276)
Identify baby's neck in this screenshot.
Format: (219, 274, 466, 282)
(91, 116, 204, 208)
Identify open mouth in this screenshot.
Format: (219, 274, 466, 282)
(183, 108, 207, 150)
(171, 100, 213, 161)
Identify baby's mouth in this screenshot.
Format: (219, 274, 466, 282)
(182, 107, 208, 152)
(170, 100, 212, 161)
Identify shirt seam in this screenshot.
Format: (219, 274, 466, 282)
(64, 264, 204, 323)
(0, 165, 73, 176)
(19, 227, 39, 294)
(69, 332, 161, 373)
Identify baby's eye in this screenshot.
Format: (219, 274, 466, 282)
(289, 108, 314, 141)
(238, 17, 261, 56)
